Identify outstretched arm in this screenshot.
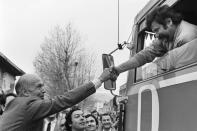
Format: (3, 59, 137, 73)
(26, 68, 115, 121)
(114, 39, 167, 74)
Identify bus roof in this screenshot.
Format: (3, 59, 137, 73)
(134, 0, 179, 24)
(134, 0, 160, 24)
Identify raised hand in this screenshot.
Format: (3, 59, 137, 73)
(98, 68, 119, 83)
(98, 68, 112, 83)
(109, 66, 119, 79)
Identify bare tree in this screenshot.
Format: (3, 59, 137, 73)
(33, 23, 96, 97)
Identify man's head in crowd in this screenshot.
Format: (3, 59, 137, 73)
(15, 74, 46, 99)
(91, 110, 99, 119)
(110, 111, 116, 121)
(60, 117, 66, 131)
(100, 113, 113, 130)
(146, 5, 182, 41)
(65, 108, 86, 131)
(85, 114, 98, 131)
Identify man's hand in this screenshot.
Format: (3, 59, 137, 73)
(98, 68, 111, 83)
(98, 68, 118, 83)
(109, 66, 120, 77)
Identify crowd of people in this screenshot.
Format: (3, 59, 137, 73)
(0, 68, 117, 131)
(43, 107, 119, 131)
(0, 4, 197, 131)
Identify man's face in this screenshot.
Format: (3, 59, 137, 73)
(60, 118, 66, 131)
(92, 112, 98, 119)
(151, 19, 176, 41)
(111, 112, 116, 118)
(71, 110, 86, 131)
(28, 76, 45, 99)
(101, 115, 112, 129)
(86, 116, 97, 131)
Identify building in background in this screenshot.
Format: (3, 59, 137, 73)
(0, 52, 25, 93)
(119, 83, 127, 96)
(100, 101, 111, 113)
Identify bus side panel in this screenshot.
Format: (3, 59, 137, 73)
(125, 94, 138, 131)
(127, 90, 153, 131)
(141, 91, 152, 131)
(125, 80, 197, 131)
(158, 80, 197, 131)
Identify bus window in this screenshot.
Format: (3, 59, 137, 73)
(141, 32, 157, 80)
(135, 31, 158, 82)
(136, 33, 197, 82)
(135, 0, 197, 82)
(136, 34, 197, 83)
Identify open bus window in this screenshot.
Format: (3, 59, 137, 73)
(135, 0, 197, 82)
(141, 32, 159, 80)
(136, 34, 197, 82)
(135, 32, 157, 82)
(136, 32, 197, 82)
(155, 38, 197, 70)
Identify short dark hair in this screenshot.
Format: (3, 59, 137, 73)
(65, 107, 81, 131)
(91, 110, 99, 116)
(100, 113, 113, 122)
(85, 114, 99, 125)
(91, 110, 98, 114)
(146, 4, 182, 30)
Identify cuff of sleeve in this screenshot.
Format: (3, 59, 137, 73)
(92, 78, 102, 89)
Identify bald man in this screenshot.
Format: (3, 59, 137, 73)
(0, 68, 113, 131)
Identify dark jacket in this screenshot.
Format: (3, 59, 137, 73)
(0, 82, 95, 131)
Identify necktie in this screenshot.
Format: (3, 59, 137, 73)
(46, 122, 51, 131)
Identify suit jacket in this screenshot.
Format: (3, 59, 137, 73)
(43, 118, 56, 131)
(0, 82, 95, 131)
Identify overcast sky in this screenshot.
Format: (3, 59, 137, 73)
(0, 0, 149, 94)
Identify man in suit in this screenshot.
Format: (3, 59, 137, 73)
(43, 114, 57, 131)
(0, 68, 115, 131)
(53, 112, 67, 131)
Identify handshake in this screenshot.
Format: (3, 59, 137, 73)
(98, 66, 120, 83)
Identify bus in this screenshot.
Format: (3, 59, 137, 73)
(103, 0, 197, 130)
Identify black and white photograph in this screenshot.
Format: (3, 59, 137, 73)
(1, 0, 197, 130)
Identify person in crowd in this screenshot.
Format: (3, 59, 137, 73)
(59, 117, 67, 131)
(91, 110, 99, 120)
(111, 4, 197, 75)
(54, 112, 67, 131)
(43, 114, 57, 131)
(65, 108, 86, 131)
(85, 114, 99, 131)
(112, 115, 119, 131)
(0, 68, 116, 131)
(110, 111, 116, 124)
(100, 113, 116, 131)
(0, 91, 16, 115)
